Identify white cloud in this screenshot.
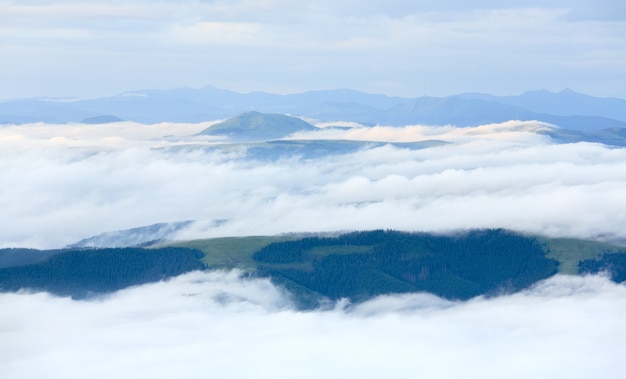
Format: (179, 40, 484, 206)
(1, 121, 626, 248)
(0, 272, 625, 379)
(2, 118, 626, 378)
(294, 120, 553, 142)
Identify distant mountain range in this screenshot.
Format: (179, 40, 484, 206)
(192, 109, 626, 148)
(2, 86, 625, 132)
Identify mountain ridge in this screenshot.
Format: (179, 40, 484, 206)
(1, 229, 625, 309)
(2, 87, 625, 131)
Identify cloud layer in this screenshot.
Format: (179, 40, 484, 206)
(2, 121, 626, 248)
(2, 121, 626, 378)
(1, 271, 625, 378)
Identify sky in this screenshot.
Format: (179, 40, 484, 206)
(1, 0, 625, 100)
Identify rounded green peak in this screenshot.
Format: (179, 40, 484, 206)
(198, 111, 317, 141)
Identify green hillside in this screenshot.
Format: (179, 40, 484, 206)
(165, 230, 625, 308)
(0, 247, 205, 299)
(537, 236, 624, 274)
(241, 230, 560, 303)
(2, 230, 625, 308)
(164, 232, 623, 277)
(160, 235, 304, 268)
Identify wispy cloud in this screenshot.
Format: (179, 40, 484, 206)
(300, 120, 553, 142)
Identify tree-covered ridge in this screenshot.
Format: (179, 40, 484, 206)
(0, 247, 205, 298)
(4, 229, 625, 307)
(579, 252, 626, 282)
(253, 229, 559, 303)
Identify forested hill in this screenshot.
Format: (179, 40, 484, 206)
(3, 229, 626, 308)
(253, 229, 559, 305)
(0, 247, 205, 299)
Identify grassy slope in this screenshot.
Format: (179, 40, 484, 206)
(155, 235, 302, 269)
(538, 237, 624, 274)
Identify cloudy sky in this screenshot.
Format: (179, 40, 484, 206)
(1, 0, 625, 100)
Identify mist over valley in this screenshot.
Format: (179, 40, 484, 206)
(3, 88, 626, 378)
(3, 0, 626, 376)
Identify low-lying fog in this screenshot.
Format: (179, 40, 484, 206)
(1, 120, 625, 248)
(2, 120, 626, 377)
(1, 271, 625, 378)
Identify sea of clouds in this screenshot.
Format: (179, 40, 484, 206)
(1, 271, 625, 378)
(1, 120, 625, 248)
(1, 120, 626, 377)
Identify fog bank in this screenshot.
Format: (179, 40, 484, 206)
(1, 121, 625, 248)
(1, 272, 624, 379)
